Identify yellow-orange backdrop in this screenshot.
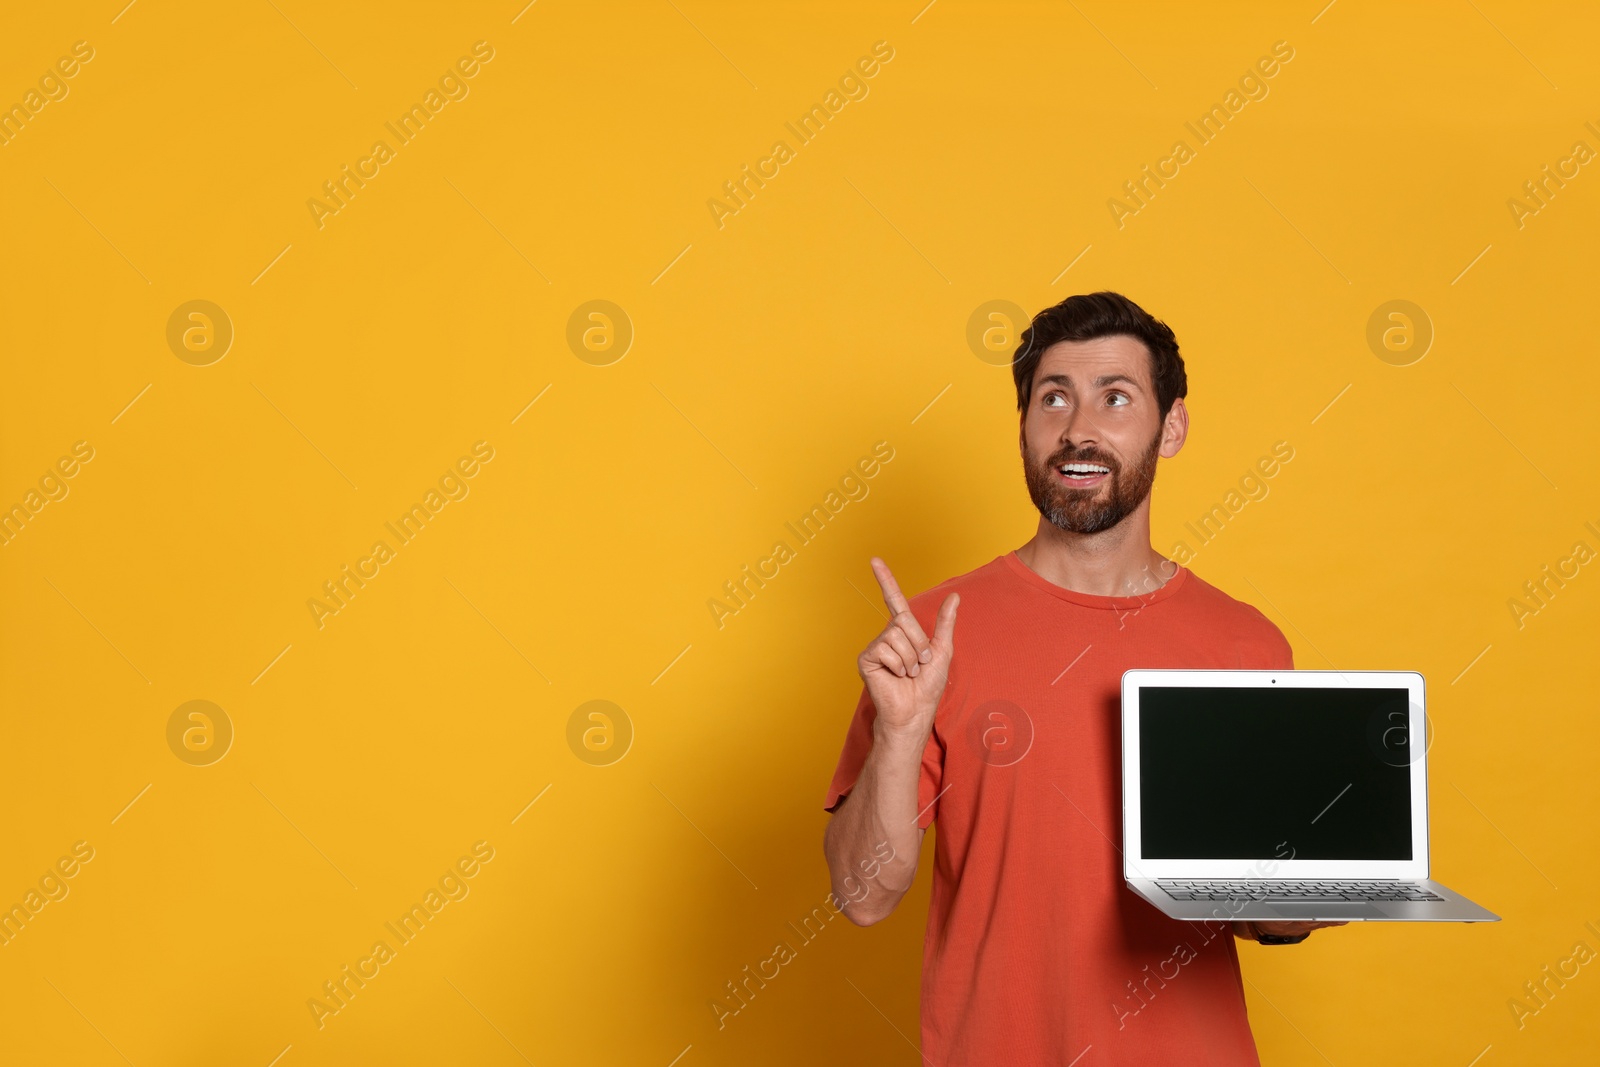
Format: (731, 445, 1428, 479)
(1, 1, 1596, 1064)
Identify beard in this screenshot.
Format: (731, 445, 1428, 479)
(1023, 426, 1162, 535)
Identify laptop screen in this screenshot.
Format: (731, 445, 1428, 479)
(1139, 685, 1414, 861)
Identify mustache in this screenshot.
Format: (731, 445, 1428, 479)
(1045, 448, 1118, 470)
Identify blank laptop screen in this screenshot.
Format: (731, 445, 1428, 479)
(1138, 685, 1414, 860)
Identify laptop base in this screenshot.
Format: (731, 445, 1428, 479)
(1126, 878, 1501, 923)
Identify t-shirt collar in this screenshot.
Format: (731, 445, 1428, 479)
(1001, 549, 1187, 609)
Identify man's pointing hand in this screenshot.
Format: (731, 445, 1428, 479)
(857, 556, 959, 740)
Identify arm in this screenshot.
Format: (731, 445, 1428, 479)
(823, 557, 958, 927)
(823, 727, 928, 925)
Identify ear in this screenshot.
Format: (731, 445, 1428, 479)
(1159, 397, 1188, 459)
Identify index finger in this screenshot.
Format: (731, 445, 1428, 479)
(869, 556, 912, 616)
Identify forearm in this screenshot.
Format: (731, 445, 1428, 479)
(824, 725, 926, 924)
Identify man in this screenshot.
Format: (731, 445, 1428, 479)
(821, 291, 1343, 1064)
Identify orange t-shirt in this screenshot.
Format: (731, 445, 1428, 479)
(825, 550, 1296, 1066)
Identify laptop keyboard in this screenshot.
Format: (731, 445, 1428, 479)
(1159, 879, 1445, 902)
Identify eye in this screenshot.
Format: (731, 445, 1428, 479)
(1106, 392, 1130, 407)
(1043, 393, 1067, 408)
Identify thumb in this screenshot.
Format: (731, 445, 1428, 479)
(932, 592, 959, 648)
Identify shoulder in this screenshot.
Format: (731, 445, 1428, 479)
(902, 554, 1009, 621)
(1178, 566, 1293, 651)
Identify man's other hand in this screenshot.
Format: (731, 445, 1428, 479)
(1252, 920, 1348, 938)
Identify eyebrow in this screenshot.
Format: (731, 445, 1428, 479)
(1034, 372, 1143, 393)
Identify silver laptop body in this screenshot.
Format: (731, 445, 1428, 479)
(1121, 669, 1498, 923)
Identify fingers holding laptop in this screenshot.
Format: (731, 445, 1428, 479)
(859, 557, 960, 736)
(1255, 920, 1348, 937)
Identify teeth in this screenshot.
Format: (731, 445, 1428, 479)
(1061, 464, 1109, 474)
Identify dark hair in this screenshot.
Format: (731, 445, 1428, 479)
(1011, 291, 1187, 421)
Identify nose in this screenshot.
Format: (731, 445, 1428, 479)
(1057, 396, 1100, 452)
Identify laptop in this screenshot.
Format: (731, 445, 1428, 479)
(1120, 668, 1499, 923)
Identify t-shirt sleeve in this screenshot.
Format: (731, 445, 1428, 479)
(823, 682, 946, 830)
(1248, 608, 1295, 670)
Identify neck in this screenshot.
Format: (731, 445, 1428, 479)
(1014, 503, 1175, 598)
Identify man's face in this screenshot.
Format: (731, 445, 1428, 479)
(1019, 334, 1178, 534)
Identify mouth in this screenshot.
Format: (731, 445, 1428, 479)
(1057, 460, 1111, 488)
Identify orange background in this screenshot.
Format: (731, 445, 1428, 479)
(1, 1, 1596, 1064)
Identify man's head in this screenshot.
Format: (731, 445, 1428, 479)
(1012, 291, 1188, 535)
